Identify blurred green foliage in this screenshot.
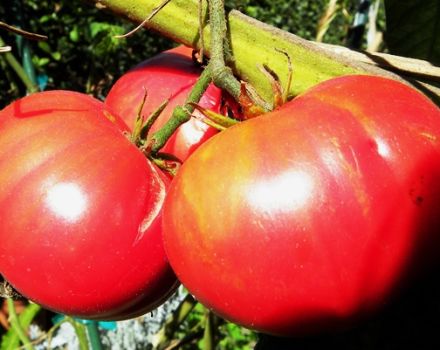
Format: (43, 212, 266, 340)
(227, 0, 357, 44)
(0, 0, 171, 107)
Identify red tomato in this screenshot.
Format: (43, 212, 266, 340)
(0, 91, 178, 319)
(105, 46, 231, 162)
(162, 75, 440, 335)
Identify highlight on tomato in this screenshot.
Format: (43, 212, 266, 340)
(0, 90, 178, 320)
(105, 45, 236, 162)
(162, 75, 440, 336)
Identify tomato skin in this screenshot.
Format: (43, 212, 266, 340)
(163, 76, 440, 335)
(105, 46, 225, 162)
(0, 91, 178, 319)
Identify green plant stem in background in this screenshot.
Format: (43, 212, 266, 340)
(155, 293, 198, 348)
(6, 298, 35, 350)
(65, 317, 90, 350)
(202, 309, 215, 350)
(85, 321, 104, 350)
(0, 36, 38, 93)
(1, 302, 41, 350)
(0, 47, 20, 94)
(148, 63, 212, 154)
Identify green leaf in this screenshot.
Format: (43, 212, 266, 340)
(87, 22, 126, 58)
(38, 14, 53, 24)
(89, 22, 124, 38)
(51, 52, 61, 61)
(0, 303, 41, 350)
(385, 0, 440, 64)
(33, 57, 50, 67)
(37, 41, 52, 55)
(218, 322, 257, 350)
(69, 25, 80, 43)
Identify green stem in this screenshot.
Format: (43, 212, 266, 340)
(21, 40, 37, 86)
(6, 298, 35, 350)
(0, 49, 20, 95)
(0, 35, 38, 93)
(85, 321, 103, 350)
(163, 327, 204, 350)
(65, 317, 90, 350)
(155, 293, 198, 348)
(207, 0, 241, 100)
(169, 294, 198, 331)
(202, 309, 215, 350)
(148, 63, 213, 154)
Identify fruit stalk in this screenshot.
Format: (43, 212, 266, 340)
(148, 62, 213, 154)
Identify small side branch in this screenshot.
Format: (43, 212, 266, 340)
(0, 21, 47, 41)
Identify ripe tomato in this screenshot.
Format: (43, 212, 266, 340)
(105, 46, 232, 162)
(0, 91, 178, 319)
(162, 75, 440, 335)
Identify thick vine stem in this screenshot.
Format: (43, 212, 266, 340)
(147, 63, 213, 154)
(83, 0, 440, 105)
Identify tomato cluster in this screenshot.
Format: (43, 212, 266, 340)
(1, 45, 440, 336)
